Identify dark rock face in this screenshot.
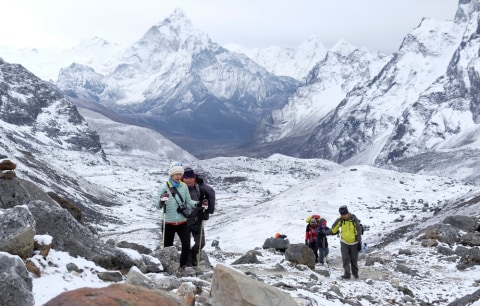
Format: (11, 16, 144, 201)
(0, 58, 103, 153)
(47, 191, 83, 223)
(27, 199, 137, 271)
(0, 174, 155, 273)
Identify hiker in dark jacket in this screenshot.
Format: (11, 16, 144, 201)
(156, 162, 197, 269)
(182, 167, 216, 266)
(323, 205, 362, 279)
(316, 218, 330, 265)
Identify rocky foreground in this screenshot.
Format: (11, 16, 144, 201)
(1, 158, 480, 305)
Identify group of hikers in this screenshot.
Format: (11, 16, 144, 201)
(156, 161, 363, 279)
(156, 161, 216, 270)
(305, 205, 363, 279)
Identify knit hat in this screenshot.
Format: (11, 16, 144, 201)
(310, 218, 317, 225)
(339, 205, 349, 215)
(182, 167, 195, 179)
(168, 161, 184, 176)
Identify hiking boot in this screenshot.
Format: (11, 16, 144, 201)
(340, 274, 351, 279)
(353, 275, 359, 279)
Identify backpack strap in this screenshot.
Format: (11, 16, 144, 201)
(194, 183, 202, 200)
(167, 181, 185, 205)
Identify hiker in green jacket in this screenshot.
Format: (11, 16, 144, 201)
(157, 162, 197, 269)
(323, 205, 362, 279)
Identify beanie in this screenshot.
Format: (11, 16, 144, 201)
(339, 205, 349, 215)
(168, 161, 184, 176)
(183, 167, 196, 178)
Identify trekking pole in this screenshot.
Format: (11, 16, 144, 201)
(196, 213, 205, 266)
(162, 206, 166, 248)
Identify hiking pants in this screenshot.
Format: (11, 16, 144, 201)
(318, 247, 329, 264)
(340, 242, 359, 276)
(164, 222, 190, 266)
(308, 242, 318, 262)
(189, 226, 205, 265)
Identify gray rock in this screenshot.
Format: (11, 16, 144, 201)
(0, 252, 34, 306)
(27, 200, 137, 271)
(262, 237, 290, 252)
(423, 223, 459, 246)
(459, 232, 480, 246)
(210, 263, 298, 306)
(97, 271, 124, 282)
(232, 250, 262, 265)
(0, 205, 36, 258)
(284, 243, 316, 269)
(443, 215, 478, 233)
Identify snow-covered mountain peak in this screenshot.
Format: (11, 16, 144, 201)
(297, 35, 325, 50)
(135, 8, 211, 54)
(74, 37, 114, 48)
(330, 39, 358, 55)
(225, 36, 327, 80)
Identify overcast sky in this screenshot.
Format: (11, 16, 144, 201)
(1, 0, 458, 53)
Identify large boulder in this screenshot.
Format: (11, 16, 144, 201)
(0, 177, 33, 209)
(43, 283, 185, 306)
(0, 252, 34, 306)
(422, 223, 459, 246)
(0, 175, 157, 272)
(262, 237, 290, 252)
(27, 200, 138, 271)
(210, 263, 298, 306)
(443, 215, 478, 233)
(284, 243, 316, 269)
(0, 206, 36, 258)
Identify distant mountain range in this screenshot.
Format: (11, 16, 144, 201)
(2, 0, 480, 183)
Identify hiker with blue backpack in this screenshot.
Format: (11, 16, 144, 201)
(316, 218, 330, 265)
(321, 205, 363, 279)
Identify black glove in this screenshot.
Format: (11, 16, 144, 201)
(160, 192, 169, 208)
(305, 240, 309, 247)
(357, 243, 362, 251)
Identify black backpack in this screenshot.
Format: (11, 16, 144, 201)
(353, 216, 364, 235)
(196, 173, 215, 215)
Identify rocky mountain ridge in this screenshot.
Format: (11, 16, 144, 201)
(3, 2, 480, 181)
